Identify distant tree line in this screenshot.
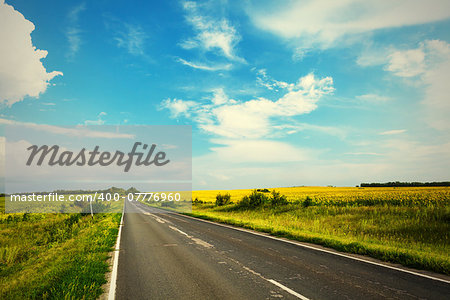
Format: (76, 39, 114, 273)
(3, 186, 140, 196)
(54, 186, 140, 194)
(359, 181, 450, 187)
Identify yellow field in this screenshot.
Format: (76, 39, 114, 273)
(190, 186, 450, 274)
(193, 186, 450, 206)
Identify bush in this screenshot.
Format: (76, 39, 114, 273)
(193, 197, 203, 204)
(237, 190, 289, 209)
(239, 190, 269, 208)
(215, 193, 231, 206)
(302, 196, 313, 208)
(270, 190, 288, 206)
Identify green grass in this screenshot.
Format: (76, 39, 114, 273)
(188, 188, 450, 275)
(0, 197, 121, 299)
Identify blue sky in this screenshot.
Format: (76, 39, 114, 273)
(1, 0, 449, 189)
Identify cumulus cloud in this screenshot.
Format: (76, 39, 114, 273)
(386, 40, 450, 130)
(179, 1, 244, 63)
(159, 98, 198, 118)
(0, 1, 63, 106)
(357, 40, 450, 130)
(161, 72, 334, 138)
(211, 88, 235, 105)
(248, 0, 450, 49)
(420, 42, 450, 130)
(256, 69, 291, 91)
(386, 48, 425, 77)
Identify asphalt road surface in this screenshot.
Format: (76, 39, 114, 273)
(115, 200, 450, 299)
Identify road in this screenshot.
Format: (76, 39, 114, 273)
(115, 200, 450, 299)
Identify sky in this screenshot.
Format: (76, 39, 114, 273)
(0, 0, 449, 190)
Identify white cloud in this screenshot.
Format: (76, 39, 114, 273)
(356, 94, 390, 102)
(256, 69, 291, 91)
(84, 120, 104, 126)
(200, 99, 275, 138)
(345, 152, 382, 156)
(161, 144, 178, 150)
(420, 41, 450, 130)
(273, 123, 346, 139)
(382, 139, 450, 161)
(161, 72, 334, 139)
(84, 112, 107, 125)
(358, 40, 450, 130)
(379, 129, 407, 135)
(66, 3, 86, 59)
(159, 98, 198, 118)
(0, 1, 63, 106)
(210, 88, 236, 105)
(176, 57, 232, 71)
(248, 0, 450, 49)
(192, 137, 450, 189)
(180, 1, 244, 62)
(292, 47, 309, 61)
(386, 48, 425, 77)
(209, 139, 312, 163)
(386, 40, 450, 130)
(68, 2, 85, 21)
(66, 28, 82, 59)
(114, 23, 147, 56)
(356, 45, 392, 67)
(0, 136, 4, 170)
(0, 118, 134, 139)
(192, 139, 316, 188)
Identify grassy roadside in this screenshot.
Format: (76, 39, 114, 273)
(187, 187, 450, 275)
(0, 197, 121, 299)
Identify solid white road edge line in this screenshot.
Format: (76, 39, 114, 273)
(108, 200, 125, 300)
(175, 213, 450, 285)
